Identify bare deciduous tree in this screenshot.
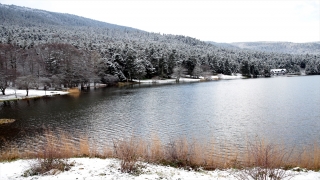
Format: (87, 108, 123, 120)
(172, 65, 187, 82)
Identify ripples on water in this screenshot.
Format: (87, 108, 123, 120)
(0, 75, 319, 151)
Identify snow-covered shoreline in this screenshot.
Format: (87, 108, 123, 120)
(0, 89, 69, 102)
(0, 75, 244, 102)
(0, 158, 319, 180)
(133, 77, 202, 84)
(133, 74, 244, 84)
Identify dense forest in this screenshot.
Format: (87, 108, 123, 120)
(1, 4, 320, 95)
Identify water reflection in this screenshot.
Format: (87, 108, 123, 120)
(1, 76, 320, 151)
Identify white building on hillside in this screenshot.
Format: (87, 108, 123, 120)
(270, 69, 287, 75)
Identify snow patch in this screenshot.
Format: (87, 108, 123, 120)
(0, 89, 69, 102)
(0, 158, 319, 180)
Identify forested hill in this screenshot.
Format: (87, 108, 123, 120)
(231, 42, 320, 55)
(207, 41, 320, 55)
(0, 4, 320, 92)
(0, 4, 140, 31)
(206, 41, 240, 50)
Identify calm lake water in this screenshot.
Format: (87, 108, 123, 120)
(0, 75, 320, 150)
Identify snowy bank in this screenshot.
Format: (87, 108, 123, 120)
(217, 74, 244, 80)
(0, 89, 69, 102)
(133, 74, 244, 84)
(0, 158, 319, 180)
(133, 78, 201, 84)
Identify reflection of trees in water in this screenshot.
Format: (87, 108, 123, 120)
(0, 100, 19, 109)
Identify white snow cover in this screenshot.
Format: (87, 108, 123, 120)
(133, 75, 244, 84)
(0, 89, 69, 101)
(133, 78, 201, 84)
(217, 74, 243, 80)
(0, 158, 319, 180)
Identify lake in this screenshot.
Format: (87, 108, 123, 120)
(0, 75, 320, 151)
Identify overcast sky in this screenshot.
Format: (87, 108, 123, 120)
(1, 0, 319, 43)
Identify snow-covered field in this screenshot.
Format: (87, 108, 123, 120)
(0, 89, 69, 101)
(0, 158, 319, 180)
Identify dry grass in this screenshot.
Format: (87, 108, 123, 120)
(78, 135, 90, 157)
(23, 130, 72, 175)
(0, 146, 20, 161)
(189, 142, 205, 166)
(310, 143, 320, 170)
(112, 137, 143, 174)
(101, 144, 114, 158)
(147, 134, 164, 162)
(59, 132, 76, 158)
(0, 119, 16, 124)
(1, 130, 320, 174)
(67, 88, 80, 94)
(244, 139, 291, 168)
(117, 81, 139, 87)
(235, 139, 294, 180)
(295, 142, 320, 170)
(67, 88, 81, 98)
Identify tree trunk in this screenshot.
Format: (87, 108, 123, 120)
(1, 88, 5, 95)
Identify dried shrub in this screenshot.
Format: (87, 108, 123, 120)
(235, 167, 292, 180)
(25, 130, 72, 176)
(113, 137, 142, 174)
(27, 158, 70, 176)
(162, 138, 212, 169)
(235, 139, 294, 180)
(163, 138, 189, 167)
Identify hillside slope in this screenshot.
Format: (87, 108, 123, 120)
(0, 3, 140, 31)
(0, 3, 319, 89)
(231, 41, 320, 54)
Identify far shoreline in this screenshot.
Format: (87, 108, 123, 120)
(1, 73, 309, 102)
(0, 89, 70, 102)
(132, 74, 244, 84)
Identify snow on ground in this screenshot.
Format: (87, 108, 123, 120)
(0, 158, 319, 180)
(133, 78, 201, 84)
(217, 74, 244, 80)
(0, 89, 69, 102)
(134, 75, 244, 84)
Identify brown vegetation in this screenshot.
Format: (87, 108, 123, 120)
(0, 119, 15, 125)
(0, 130, 319, 175)
(67, 88, 81, 98)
